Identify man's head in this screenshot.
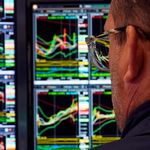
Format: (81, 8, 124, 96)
(105, 0, 150, 131)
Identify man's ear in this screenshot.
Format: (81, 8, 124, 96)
(123, 25, 143, 82)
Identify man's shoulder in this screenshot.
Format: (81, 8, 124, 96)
(92, 135, 150, 150)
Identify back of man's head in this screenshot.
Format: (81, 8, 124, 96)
(105, 0, 150, 130)
(111, 0, 150, 34)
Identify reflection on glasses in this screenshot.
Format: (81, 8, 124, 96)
(85, 27, 126, 72)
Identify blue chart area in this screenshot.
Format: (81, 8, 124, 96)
(46, 67, 77, 74)
(38, 145, 79, 150)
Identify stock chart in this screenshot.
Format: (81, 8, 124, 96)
(32, 3, 119, 150)
(36, 86, 89, 149)
(38, 91, 78, 137)
(36, 16, 78, 59)
(92, 92, 116, 137)
(36, 15, 79, 80)
(0, 0, 16, 149)
(92, 86, 120, 147)
(90, 15, 110, 81)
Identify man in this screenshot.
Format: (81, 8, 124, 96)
(86, 0, 150, 149)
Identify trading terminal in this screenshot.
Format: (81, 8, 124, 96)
(0, 0, 120, 149)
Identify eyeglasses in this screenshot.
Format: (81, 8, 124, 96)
(85, 27, 126, 72)
(85, 26, 150, 72)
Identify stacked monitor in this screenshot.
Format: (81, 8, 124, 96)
(32, 1, 120, 149)
(0, 0, 16, 149)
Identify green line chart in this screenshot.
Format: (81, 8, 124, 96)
(37, 32, 77, 55)
(37, 92, 79, 137)
(36, 16, 78, 60)
(92, 91, 118, 136)
(37, 145, 79, 150)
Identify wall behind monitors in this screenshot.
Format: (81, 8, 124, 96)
(32, 1, 120, 150)
(0, 0, 16, 149)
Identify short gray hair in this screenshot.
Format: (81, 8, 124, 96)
(111, 0, 150, 43)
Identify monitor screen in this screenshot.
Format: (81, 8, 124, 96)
(32, 2, 120, 150)
(0, 0, 16, 149)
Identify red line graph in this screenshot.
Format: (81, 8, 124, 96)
(63, 28, 66, 49)
(39, 94, 77, 110)
(39, 99, 67, 110)
(94, 118, 110, 126)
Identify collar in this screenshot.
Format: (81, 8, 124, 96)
(121, 100, 150, 138)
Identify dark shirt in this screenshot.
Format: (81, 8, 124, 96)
(93, 101, 150, 150)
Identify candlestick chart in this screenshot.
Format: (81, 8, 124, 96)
(37, 91, 78, 137)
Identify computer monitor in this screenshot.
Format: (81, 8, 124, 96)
(31, 1, 120, 149)
(0, 0, 16, 149)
